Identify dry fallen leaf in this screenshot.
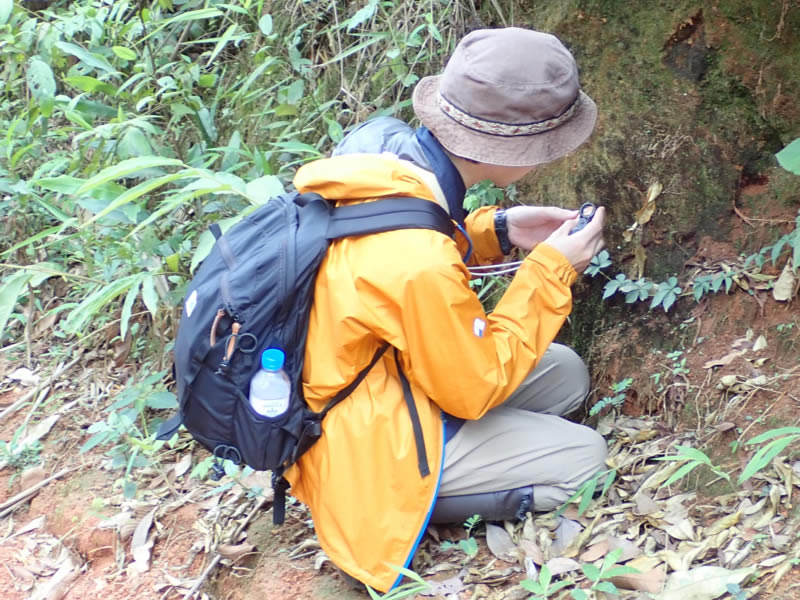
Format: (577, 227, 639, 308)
(419, 575, 465, 597)
(703, 350, 745, 369)
(772, 260, 797, 302)
(485, 524, 518, 562)
(518, 539, 544, 566)
(661, 566, 755, 600)
(7, 367, 40, 386)
(217, 542, 255, 563)
(610, 565, 666, 593)
(129, 507, 157, 574)
(174, 452, 192, 478)
(634, 492, 662, 516)
(580, 539, 610, 562)
(552, 518, 582, 556)
(752, 334, 767, 352)
(545, 556, 580, 576)
(704, 511, 741, 538)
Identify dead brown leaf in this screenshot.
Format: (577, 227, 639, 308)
(703, 350, 745, 369)
(217, 542, 256, 563)
(580, 539, 609, 562)
(772, 260, 797, 301)
(610, 566, 666, 593)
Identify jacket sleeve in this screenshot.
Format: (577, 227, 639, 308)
(457, 206, 504, 266)
(365, 232, 577, 420)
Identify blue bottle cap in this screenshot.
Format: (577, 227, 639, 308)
(262, 348, 285, 371)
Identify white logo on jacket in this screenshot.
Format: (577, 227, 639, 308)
(185, 290, 198, 318)
(473, 317, 486, 338)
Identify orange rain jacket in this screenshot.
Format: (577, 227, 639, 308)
(284, 154, 577, 591)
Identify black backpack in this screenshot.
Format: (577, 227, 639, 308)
(157, 191, 453, 523)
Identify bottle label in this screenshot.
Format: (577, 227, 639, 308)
(250, 396, 289, 418)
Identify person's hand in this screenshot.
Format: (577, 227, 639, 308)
(506, 206, 578, 251)
(542, 206, 606, 273)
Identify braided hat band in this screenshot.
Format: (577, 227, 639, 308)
(437, 92, 581, 137)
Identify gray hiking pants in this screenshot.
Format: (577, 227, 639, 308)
(434, 344, 607, 521)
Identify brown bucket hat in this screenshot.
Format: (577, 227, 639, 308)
(413, 28, 597, 167)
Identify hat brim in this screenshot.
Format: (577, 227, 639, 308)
(412, 75, 597, 167)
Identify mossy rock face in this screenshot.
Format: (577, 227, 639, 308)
(509, 0, 800, 353)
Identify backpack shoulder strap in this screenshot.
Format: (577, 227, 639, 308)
(326, 197, 454, 240)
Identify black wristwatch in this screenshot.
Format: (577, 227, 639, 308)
(494, 209, 513, 255)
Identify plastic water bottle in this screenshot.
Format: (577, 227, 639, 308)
(249, 348, 291, 418)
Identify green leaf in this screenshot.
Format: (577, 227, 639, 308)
(80, 431, 111, 454)
(190, 212, 250, 272)
(286, 79, 304, 104)
(273, 140, 321, 156)
(0, 0, 12, 26)
(75, 157, 182, 197)
(0, 263, 63, 344)
(123, 480, 138, 499)
(146, 391, 177, 410)
(577, 473, 597, 515)
(55, 41, 118, 75)
(581, 563, 601, 581)
(602, 565, 640, 578)
(258, 14, 273, 35)
(776, 138, 800, 175)
(570, 589, 589, 600)
(141, 275, 159, 319)
(62, 274, 143, 335)
(120, 280, 140, 341)
(738, 435, 798, 484)
(520, 579, 544, 594)
(592, 580, 619, 594)
(197, 74, 216, 88)
(112, 45, 137, 60)
(671, 444, 712, 464)
(63, 75, 118, 96)
(459, 537, 478, 557)
(26, 58, 56, 116)
(745, 427, 800, 445)
(662, 460, 702, 487)
(244, 175, 284, 205)
(206, 23, 238, 66)
(346, 0, 378, 30)
(326, 118, 344, 143)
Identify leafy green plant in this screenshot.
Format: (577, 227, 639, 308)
(80, 369, 177, 498)
(558, 468, 617, 517)
(589, 377, 634, 416)
(738, 427, 800, 484)
(366, 565, 432, 599)
(655, 444, 732, 488)
(776, 137, 800, 175)
(570, 548, 639, 599)
(463, 180, 513, 212)
(520, 565, 572, 599)
(440, 513, 481, 560)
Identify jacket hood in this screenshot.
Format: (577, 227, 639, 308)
(293, 154, 439, 204)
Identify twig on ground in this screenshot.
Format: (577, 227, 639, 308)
(182, 496, 270, 599)
(0, 356, 80, 422)
(0, 466, 77, 518)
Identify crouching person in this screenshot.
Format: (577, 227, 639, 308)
(283, 28, 608, 592)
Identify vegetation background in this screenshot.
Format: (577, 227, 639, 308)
(0, 1, 799, 599)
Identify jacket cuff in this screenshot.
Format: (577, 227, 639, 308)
(529, 243, 578, 287)
(462, 206, 503, 264)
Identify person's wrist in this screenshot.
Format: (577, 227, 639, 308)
(494, 209, 513, 255)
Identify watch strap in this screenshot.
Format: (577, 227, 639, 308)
(494, 209, 513, 255)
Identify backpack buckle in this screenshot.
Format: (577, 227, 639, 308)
(210, 444, 243, 480)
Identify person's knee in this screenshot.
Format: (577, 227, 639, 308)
(575, 429, 609, 492)
(566, 427, 608, 493)
(549, 344, 590, 412)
